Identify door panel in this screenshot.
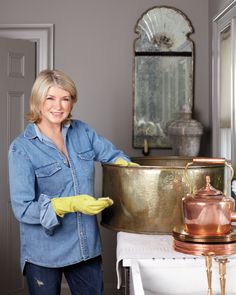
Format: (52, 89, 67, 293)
(0, 37, 36, 294)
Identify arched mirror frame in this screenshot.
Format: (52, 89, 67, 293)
(132, 6, 195, 151)
(212, 1, 236, 168)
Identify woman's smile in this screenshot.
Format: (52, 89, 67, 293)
(39, 85, 73, 126)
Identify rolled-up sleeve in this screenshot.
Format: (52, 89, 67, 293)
(38, 194, 60, 231)
(8, 144, 59, 231)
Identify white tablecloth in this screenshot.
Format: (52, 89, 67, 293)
(116, 232, 198, 288)
(116, 232, 236, 294)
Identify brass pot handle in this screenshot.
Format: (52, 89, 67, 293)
(184, 158, 234, 194)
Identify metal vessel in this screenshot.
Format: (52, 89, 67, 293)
(101, 157, 225, 234)
(182, 159, 236, 236)
(167, 103, 203, 156)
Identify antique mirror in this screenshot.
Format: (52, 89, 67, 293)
(133, 6, 194, 150)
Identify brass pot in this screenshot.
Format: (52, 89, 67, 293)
(101, 157, 225, 234)
(182, 159, 236, 236)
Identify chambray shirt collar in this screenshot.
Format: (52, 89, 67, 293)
(24, 122, 71, 141)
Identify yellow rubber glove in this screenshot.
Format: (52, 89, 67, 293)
(114, 157, 140, 167)
(51, 195, 113, 217)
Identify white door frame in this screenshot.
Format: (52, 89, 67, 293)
(0, 24, 54, 73)
(212, 1, 236, 165)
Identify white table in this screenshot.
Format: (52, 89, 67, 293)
(116, 232, 236, 295)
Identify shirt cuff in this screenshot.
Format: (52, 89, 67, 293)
(38, 194, 60, 233)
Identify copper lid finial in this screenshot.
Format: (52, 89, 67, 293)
(196, 175, 222, 196)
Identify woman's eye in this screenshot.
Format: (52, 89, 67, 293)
(46, 97, 53, 100)
(63, 97, 70, 102)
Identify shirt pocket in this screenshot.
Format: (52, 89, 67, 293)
(35, 163, 64, 196)
(77, 149, 95, 179)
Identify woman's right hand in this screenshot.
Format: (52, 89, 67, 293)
(51, 195, 113, 217)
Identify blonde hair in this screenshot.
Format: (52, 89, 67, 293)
(26, 69, 78, 124)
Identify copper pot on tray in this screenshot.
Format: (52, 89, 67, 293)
(182, 158, 236, 236)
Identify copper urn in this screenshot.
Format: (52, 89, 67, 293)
(183, 169, 236, 236)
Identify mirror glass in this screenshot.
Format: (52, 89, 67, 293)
(133, 6, 194, 149)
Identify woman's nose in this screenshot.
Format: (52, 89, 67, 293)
(54, 99, 62, 109)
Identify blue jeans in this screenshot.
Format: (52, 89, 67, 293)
(24, 256, 104, 295)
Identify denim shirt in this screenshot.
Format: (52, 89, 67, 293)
(8, 119, 130, 271)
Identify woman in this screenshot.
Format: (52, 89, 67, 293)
(8, 69, 134, 294)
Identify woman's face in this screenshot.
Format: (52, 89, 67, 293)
(39, 85, 73, 126)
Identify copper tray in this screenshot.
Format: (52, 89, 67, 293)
(173, 225, 236, 243)
(173, 225, 236, 256)
(173, 238, 236, 256)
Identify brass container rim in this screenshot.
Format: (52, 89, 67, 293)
(102, 159, 225, 169)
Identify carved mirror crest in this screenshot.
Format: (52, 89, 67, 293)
(133, 6, 194, 149)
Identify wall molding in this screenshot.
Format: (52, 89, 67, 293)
(0, 24, 54, 73)
(212, 1, 236, 166)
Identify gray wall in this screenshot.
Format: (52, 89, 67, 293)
(0, 0, 213, 293)
(209, 0, 235, 18)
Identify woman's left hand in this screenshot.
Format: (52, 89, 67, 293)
(114, 158, 140, 167)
